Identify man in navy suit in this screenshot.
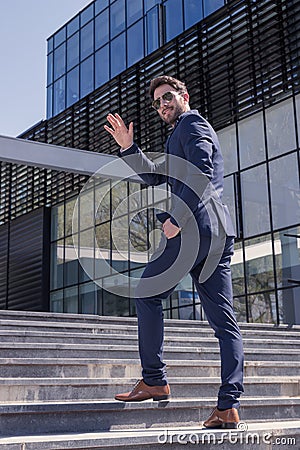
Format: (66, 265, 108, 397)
(104, 75, 244, 428)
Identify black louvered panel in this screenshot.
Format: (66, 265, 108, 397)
(0, 223, 9, 308)
(6, 207, 50, 311)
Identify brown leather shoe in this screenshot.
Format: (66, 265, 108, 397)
(115, 380, 170, 402)
(203, 407, 240, 429)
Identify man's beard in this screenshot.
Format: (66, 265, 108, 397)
(162, 104, 185, 125)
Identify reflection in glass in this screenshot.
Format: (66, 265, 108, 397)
(248, 292, 276, 323)
(50, 290, 63, 313)
(80, 22, 94, 60)
(231, 241, 245, 297)
(266, 98, 296, 158)
(223, 175, 237, 236)
(54, 43, 66, 80)
(50, 240, 64, 290)
(67, 16, 79, 38)
(146, 6, 159, 54)
(95, 0, 109, 15)
(54, 28, 66, 48)
(80, 282, 97, 314)
(127, 0, 143, 26)
(269, 153, 300, 230)
(110, 0, 125, 38)
(65, 235, 79, 286)
(67, 33, 79, 70)
(244, 235, 275, 294)
(95, 180, 111, 224)
(64, 286, 78, 313)
(65, 198, 77, 237)
(81, 4, 94, 26)
(95, 10, 109, 49)
(47, 53, 53, 85)
(217, 124, 238, 175)
(127, 20, 144, 66)
(295, 94, 300, 140)
(53, 77, 66, 116)
(103, 290, 130, 316)
(46, 86, 53, 119)
(80, 55, 94, 98)
(51, 204, 64, 241)
(275, 227, 300, 289)
(203, 0, 225, 16)
(95, 45, 110, 87)
(165, 0, 183, 41)
(241, 164, 270, 237)
(111, 34, 126, 77)
(233, 297, 247, 322)
(184, 0, 203, 28)
(238, 112, 265, 169)
(278, 287, 300, 325)
(95, 222, 111, 278)
(67, 67, 79, 108)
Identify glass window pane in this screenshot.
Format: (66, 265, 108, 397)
(80, 283, 97, 314)
(67, 16, 79, 37)
(238, 111, 265, 169)
(275, 227, 300, 291)
(65, 235, 79, 286)
(67, 32, 79, 70)
(95, 0, 109, 15)
(145, 0, 160, 11)
(295, 94, 300, 140)
(51, 204, 64, 241)
(95, 45, 109, 87)
(232, 241, 245, 297)
(266, 98, 296, 158)
(217, 124, 238, 175)
(111, 33, 126, 77)
(95, 9, 109, 49)
(233, 296, 247, 323)
(127, 0, 143, 26)
(47, 37, 54, 53)
(245, 234, 275, 294)
(65, 198, 77, 236)
(47, 53, 53, 86)
(54, 43, 66, 80)
(50, 240, 64, 290)
(241, 164, 270, 237)
(146, 6, 159, 54)
(53, 76, 66, 116)
(269, 153, 300, 230)
(247, 292, 277, 324)
(165, 0, 183, 41)
(46, 86, 53, 119)
(127, 20, 144, 66)
(278, 287, 300, 325)
(223, 175, 237, 236)
(64, 286, 78, 313)
(67, 66, 79, 107)
(54, 27, 66, 48)
(184, 0, 203, 29)
(81, 21, 94, 60)
(50, 290, 63, 313)
(111, 0, 125, 38)
(203, 0, 225, 16)
(81, 4, 94, 26)
(80, 55, 94, 98)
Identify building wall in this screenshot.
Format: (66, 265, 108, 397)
(1, 0, 298, 323)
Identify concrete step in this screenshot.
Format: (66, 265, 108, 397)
(0, 342, 299, 361)
(1, 358, 299, 379)
(0, 376, 298, 403)
(1, 420, 300, 449)
(0, 421, 299, 449)
(0, 398, 299, 437)
(0, 330, 299, 350)
(1, 317, 300, 341)
(1, 310, 300, 333)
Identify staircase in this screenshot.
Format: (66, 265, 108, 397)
(0, 310, 299, 449)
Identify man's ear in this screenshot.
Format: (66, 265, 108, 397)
(183, 92, 189, 103)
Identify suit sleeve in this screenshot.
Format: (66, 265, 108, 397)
(169, 116, 214, 227)
(119, 143, 166, 186)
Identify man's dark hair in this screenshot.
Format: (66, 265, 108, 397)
(149, 76, 187, 99)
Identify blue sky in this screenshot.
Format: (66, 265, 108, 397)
(0, 0, 90, 137)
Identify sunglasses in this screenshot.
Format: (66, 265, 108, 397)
(152, 91, 175, 111)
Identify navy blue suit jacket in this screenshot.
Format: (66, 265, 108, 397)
(120, 110, 235, 237)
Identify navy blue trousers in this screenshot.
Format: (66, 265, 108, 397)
(135, 233, 244, 410)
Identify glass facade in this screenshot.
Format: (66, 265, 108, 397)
(46, 0, 225, 118)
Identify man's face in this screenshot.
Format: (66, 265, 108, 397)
(153, 84, 189, 126)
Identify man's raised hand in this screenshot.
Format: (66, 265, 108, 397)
(104, 113, 134, 149)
